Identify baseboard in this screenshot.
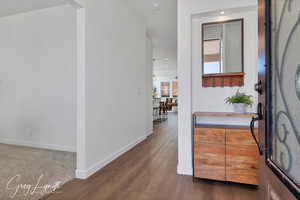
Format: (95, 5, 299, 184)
(177, 164, 193, 176)
(76, 134, 148, 179)
(75, 169, 87, 179)
(0, 138, 76, 152)
(147, 129, 154, 136)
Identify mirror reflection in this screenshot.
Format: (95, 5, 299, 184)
(202, 19, 244, 74)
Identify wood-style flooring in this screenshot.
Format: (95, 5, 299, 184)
(45, 113, 257, 200)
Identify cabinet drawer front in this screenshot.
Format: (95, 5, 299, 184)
(226, 145, 259, 185)
(226, 128, 258, 146)
(194, 143, 226, 181)
(194, 128, 225, 144)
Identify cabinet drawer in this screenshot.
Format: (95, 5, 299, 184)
(226, 128, 258, 146)
(194, 128, 225, 144)
(194, 143, 226, 181)
(226, 145, 259, 185)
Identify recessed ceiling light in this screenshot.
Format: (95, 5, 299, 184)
(153, 2, 160, 11)
(220, 11, 225, 15)
(153, 2, 160, 8)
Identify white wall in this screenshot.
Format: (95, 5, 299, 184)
(177, 0, 258, 175)
(153, 48, 177, 79)
(154, 69, 177, 79)
(0, 5, 77, 152)
(74, 0, 153, 178)
(145, 36, 154, 136)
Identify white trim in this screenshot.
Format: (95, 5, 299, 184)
(147, 129, 154, 136)
(0, 138, 76, 152)
(75, 7, 86, 173)
(177, 164, 193, 176)
(76, 134, 148, 179)
(177, 2, 193, 177)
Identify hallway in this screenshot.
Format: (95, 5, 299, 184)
(45, 113, 257, 200)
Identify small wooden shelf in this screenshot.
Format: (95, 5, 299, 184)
(202, 72, 244, 87)
(193, 112, 256, 117)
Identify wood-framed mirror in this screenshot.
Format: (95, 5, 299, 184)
(202, 18, 244, 87)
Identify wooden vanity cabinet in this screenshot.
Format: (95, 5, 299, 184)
(194, 128, 226, 181)
(226, 128, 259, 185)
(193, 125, 259, 185)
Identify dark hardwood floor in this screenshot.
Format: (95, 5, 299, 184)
(45, 113, 257, 200)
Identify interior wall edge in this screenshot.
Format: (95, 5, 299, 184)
(75, 6, 87, 177)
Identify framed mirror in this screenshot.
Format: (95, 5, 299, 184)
(202, 19, 244, 87)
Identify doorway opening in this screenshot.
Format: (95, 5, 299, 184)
(152, 49, 178, 124)
(0, 2, 83, 199)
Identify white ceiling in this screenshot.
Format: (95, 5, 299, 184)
(0, 0, 177, 55)
(128, 0, 177, 56)
(0, 0, 178, 72)
(0, 0, 69, 18)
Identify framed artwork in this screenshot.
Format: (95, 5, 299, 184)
(161, 82, 170, 97)
(172, 81, 178, 97)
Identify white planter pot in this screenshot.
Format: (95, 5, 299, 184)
(233, 103, 247, 113)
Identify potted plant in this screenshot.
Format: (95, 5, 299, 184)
(225, 89, 254, 113)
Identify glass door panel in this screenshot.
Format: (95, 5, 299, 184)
(270, 0, 300, 190)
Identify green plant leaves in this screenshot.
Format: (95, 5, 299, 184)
(225, 90, 254, 107)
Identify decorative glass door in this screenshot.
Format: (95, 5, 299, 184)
(268, 0, 300, 197)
